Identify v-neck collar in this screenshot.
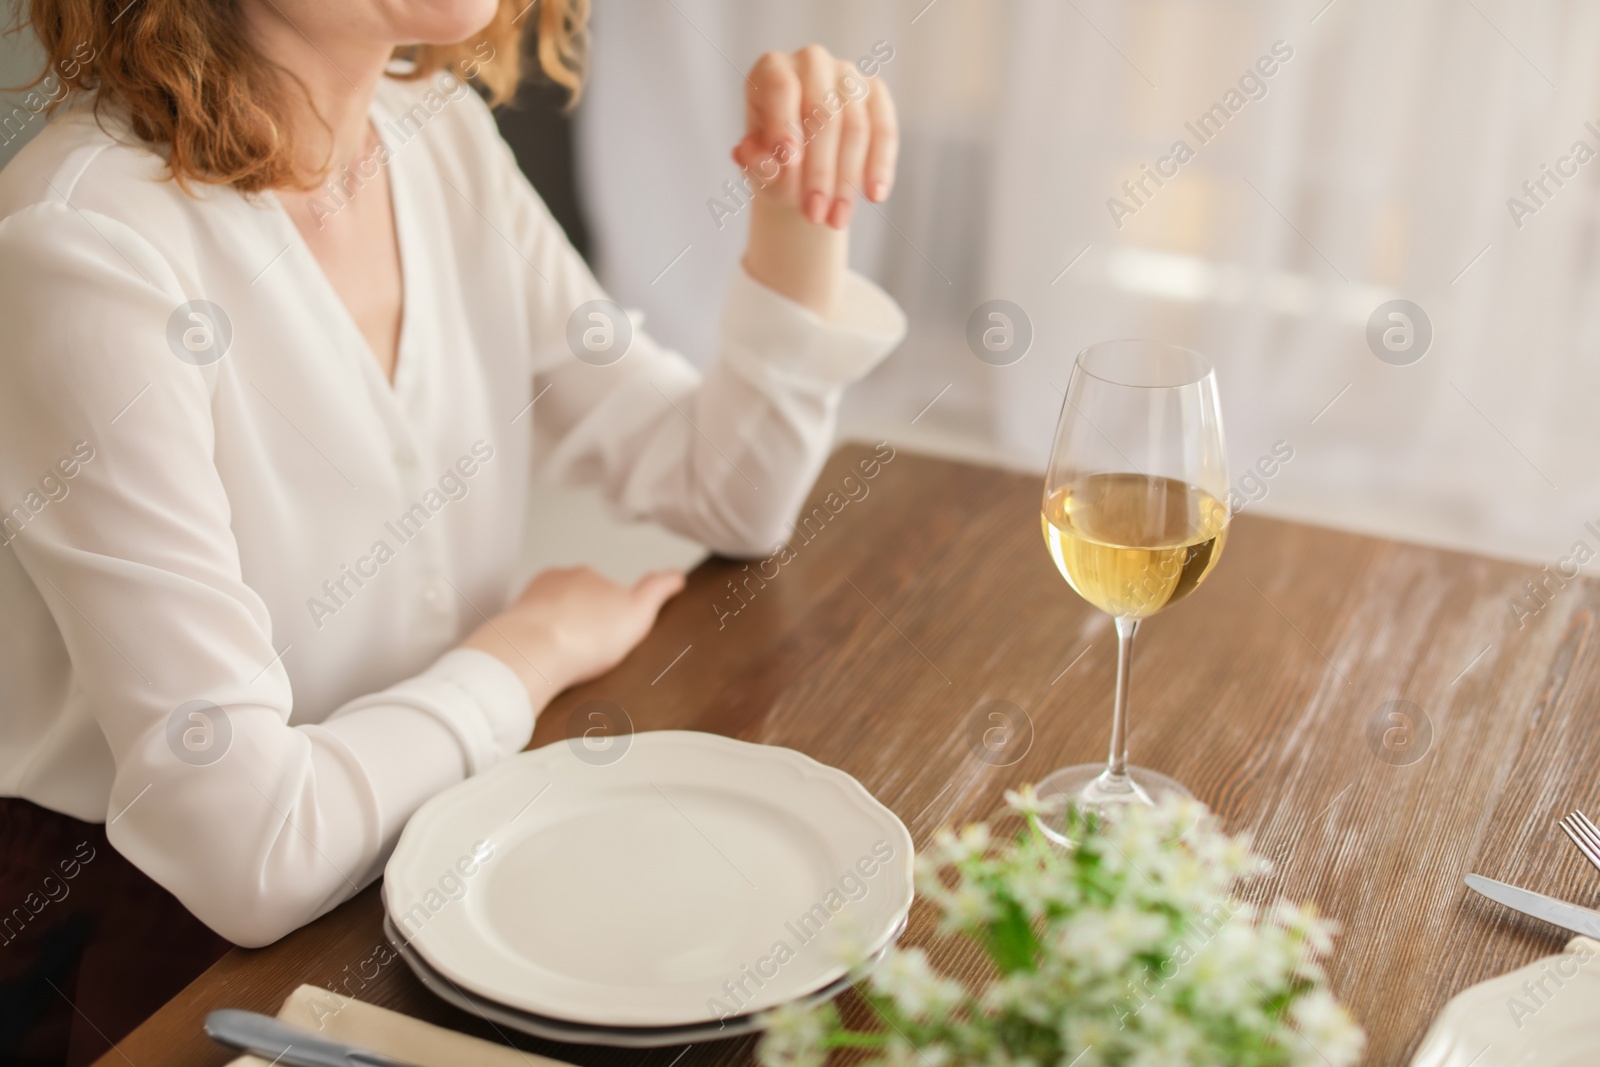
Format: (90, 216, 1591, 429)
(266, 89, 419, 400)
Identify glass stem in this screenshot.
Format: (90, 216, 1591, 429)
(1105, 616, 1139, 782)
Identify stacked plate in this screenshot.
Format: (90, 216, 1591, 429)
(382, 731, 914, 1047)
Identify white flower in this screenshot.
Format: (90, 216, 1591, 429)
(878, 1036, 952, 1067)
(931, 823, 992, 866)
(1004, 784, 1066, 817)
(1063, 1016, 1117, 1058)
(915, 856, 956, 910)
(942, 883, 998, 929)
(1008, 857, 1077, 916)
(981, 968, 1061, 1024)
(1272, 900, 1338, 956)
(1058, 905, 1168, 976)
(1290, 990, 1365, 1067)
(1127, 1017, 1198, 1067)
(869, 947, 966, 1020)
(757, 1003, 831, 1067)
(1103, 811, 1167, 872)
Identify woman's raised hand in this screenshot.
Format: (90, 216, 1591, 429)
(733, 44, 899, 230)
(734, 44, 898, 318)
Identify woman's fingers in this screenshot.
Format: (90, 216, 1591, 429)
(831, 65, 871, 228)
(731, 134, 756, 166)
(633, 569, 686, 609)
(863, 75, 900, 202)
(746, 51, 800, 155)
(738, 44, 897, 225)
(795, 45, 843, 225)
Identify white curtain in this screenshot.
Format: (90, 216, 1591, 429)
(581, 0, 1600, 568)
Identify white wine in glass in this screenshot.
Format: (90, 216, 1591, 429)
(1037, 341, 1229, 834)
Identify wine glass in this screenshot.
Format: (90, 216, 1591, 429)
(1037, 340, 1229, 830)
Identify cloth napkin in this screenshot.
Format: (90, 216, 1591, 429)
(224, 984, 570, 1067)
(1408, 935, 1600, 1066)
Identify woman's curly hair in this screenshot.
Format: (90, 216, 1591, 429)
(11, 0, 587, 192)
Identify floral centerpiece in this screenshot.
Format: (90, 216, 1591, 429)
(759, 788, 1363, 1067)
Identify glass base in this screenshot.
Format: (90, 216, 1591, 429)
(1034, 763, 1193, 845)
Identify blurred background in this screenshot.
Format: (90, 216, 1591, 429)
(5, 0, 1594, 582)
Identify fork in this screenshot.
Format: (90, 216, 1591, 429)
(1558, 809, 1600, 875)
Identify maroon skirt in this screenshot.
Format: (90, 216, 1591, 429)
(0, 797, 230, 1066)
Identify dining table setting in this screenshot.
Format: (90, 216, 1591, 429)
(99, 348, 1600, 1067)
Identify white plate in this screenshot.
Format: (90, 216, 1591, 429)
(1409, 934, 1600, 1066)
(384, 730, 914, 1028)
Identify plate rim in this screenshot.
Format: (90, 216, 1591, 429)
(380, 912, 907, 1048)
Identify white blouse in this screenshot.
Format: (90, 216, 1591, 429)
(0, 74, 905, 946)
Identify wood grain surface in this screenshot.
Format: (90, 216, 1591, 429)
(95, 444, 1600, 1067)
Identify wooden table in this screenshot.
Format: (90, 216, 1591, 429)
(98, 444, 1600, 1067)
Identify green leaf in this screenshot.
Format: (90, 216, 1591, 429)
(982, 895, 1040, 974)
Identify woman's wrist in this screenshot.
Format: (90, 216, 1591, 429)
(742, 194, 848, 320)
(461, 621, 568, 712)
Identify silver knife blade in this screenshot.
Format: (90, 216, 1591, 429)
(205, 1009, 423, 1067)
(1465, 873, 1600, 939)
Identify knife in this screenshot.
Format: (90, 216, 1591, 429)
(1464, 873, 1600, 939)
(205, 1009, 423, 1067)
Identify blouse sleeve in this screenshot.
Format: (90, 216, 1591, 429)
(476, 118, 907, 556)
(0, 203, 534, 947)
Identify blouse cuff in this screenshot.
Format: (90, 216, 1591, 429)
(720, 267, 907, 393)
(332, 648, 533, 774)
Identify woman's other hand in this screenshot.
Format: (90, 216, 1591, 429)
(462, 566, 685, 702)
(736, 44, 899, 319)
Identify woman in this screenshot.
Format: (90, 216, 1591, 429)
(0, 0, 905, 1059)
